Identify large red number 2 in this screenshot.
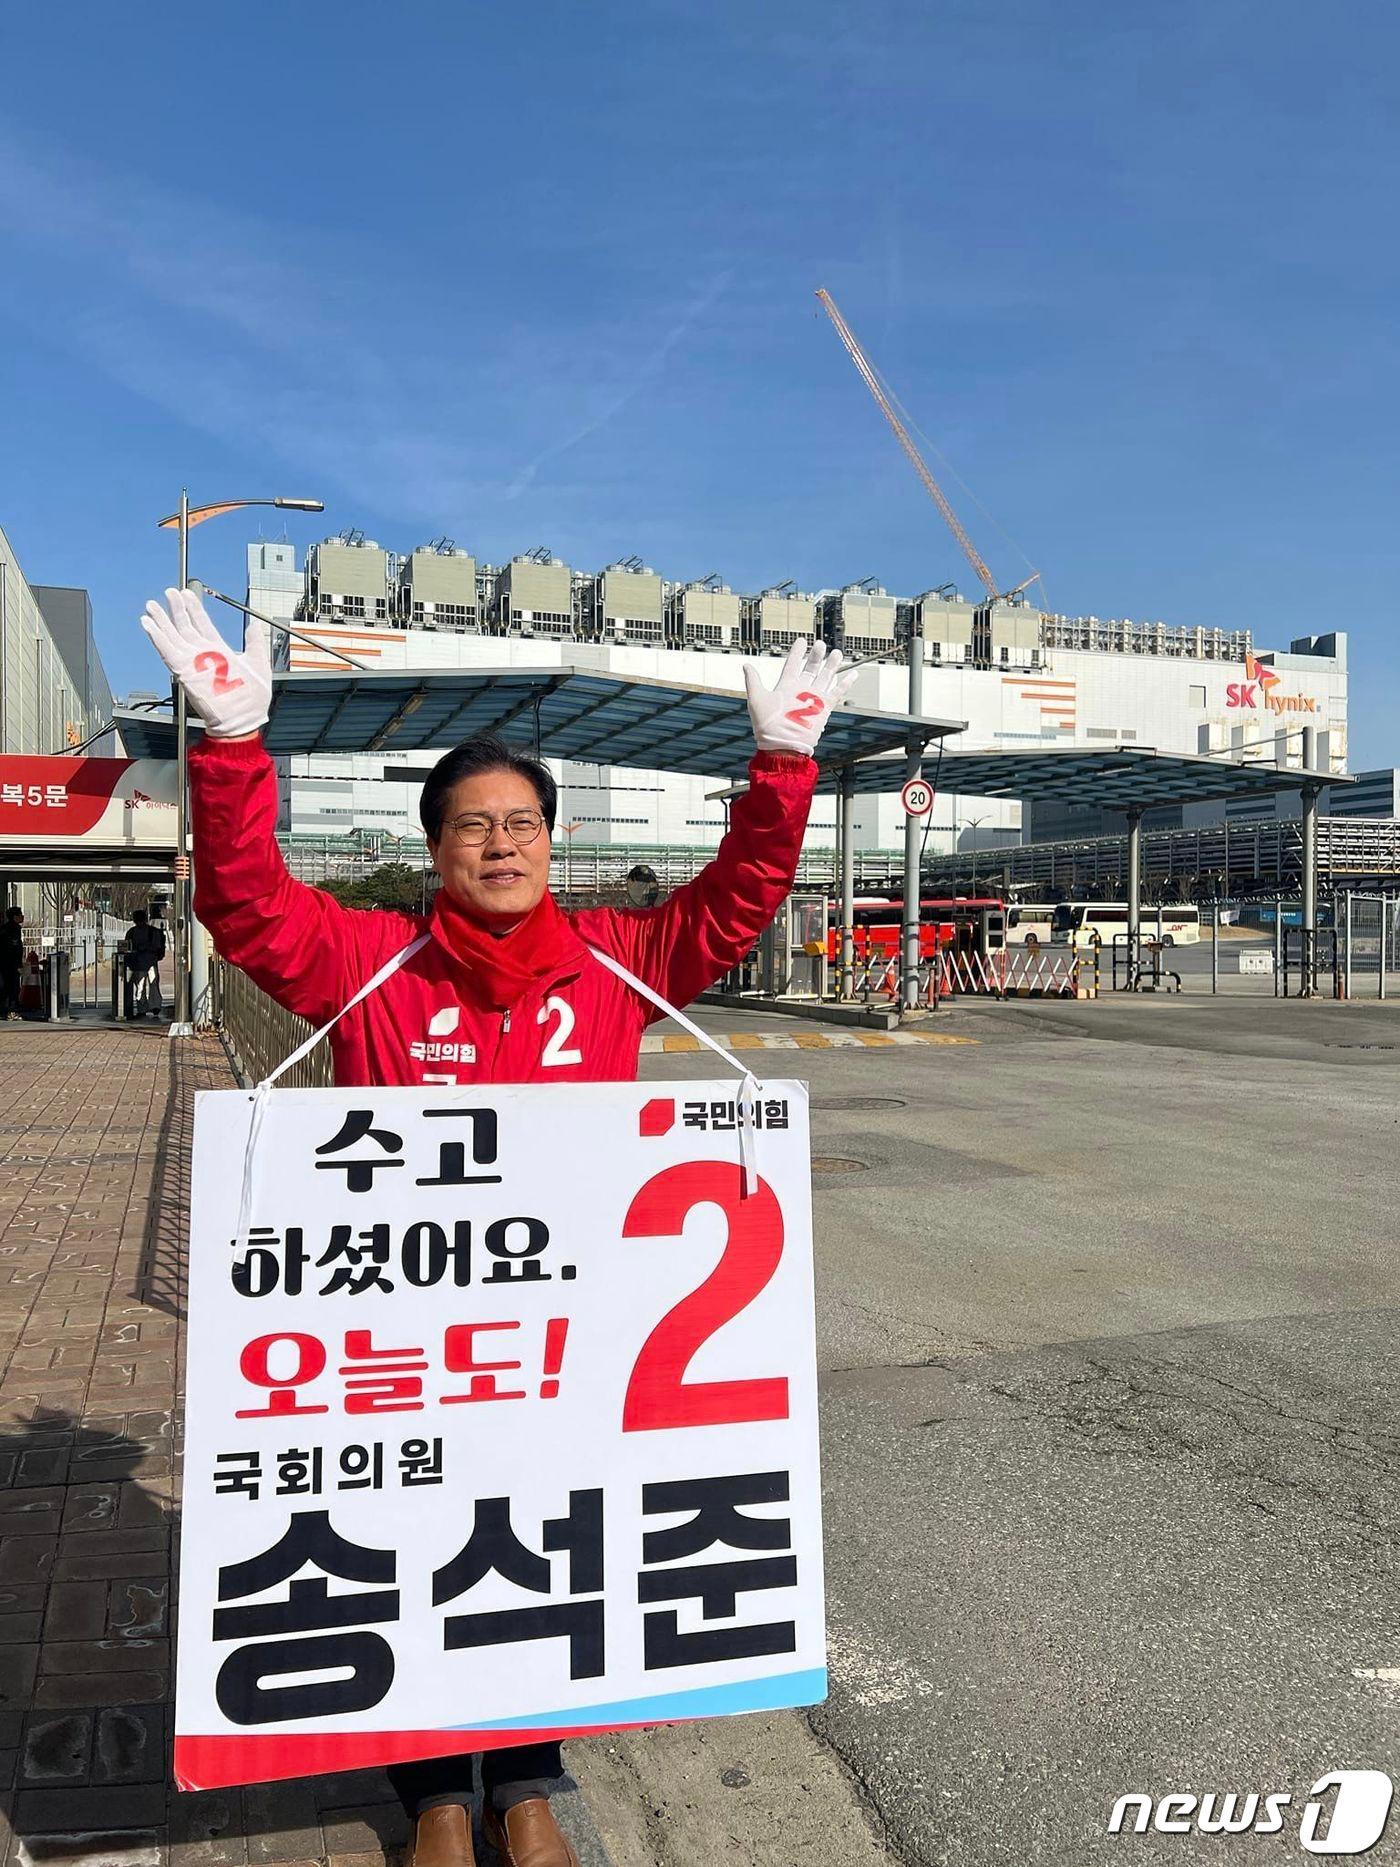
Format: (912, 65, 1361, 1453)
(621, 1162, 788, 1432)
(783, 690, 824, 726)
(193, 650, 244, 695)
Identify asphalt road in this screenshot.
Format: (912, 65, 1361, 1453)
(589, 995, 1400, 1866)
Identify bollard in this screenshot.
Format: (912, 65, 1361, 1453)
(1382, 902, 1389, 1002)
(1274, 900, 1284, 997)
(1211, 902, 1219, 996)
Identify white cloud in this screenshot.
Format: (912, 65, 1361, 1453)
(0, 129, 730, 535)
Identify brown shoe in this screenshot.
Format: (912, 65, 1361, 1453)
(408, 1803, 476, 1867)
(482, 1797, 579, 1867)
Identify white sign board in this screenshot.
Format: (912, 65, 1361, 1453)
(1239, 950, 1276, 975)
(174, 1081, 825, 1791)
(900, 777, 934, 817)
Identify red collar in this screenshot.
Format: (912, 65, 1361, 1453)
(429, 888, 588, 1010)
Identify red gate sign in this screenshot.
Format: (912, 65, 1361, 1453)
(0, 756, 177, 848)
(174, 1080, 825, 1791)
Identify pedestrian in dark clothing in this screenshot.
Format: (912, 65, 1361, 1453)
(123, 909, 167, 1017)
(0, 908, 24, 1020)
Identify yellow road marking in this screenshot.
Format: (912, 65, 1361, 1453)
(642, 1029, 979, 1053)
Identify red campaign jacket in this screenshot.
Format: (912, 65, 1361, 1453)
(189, 736, 817, 1089)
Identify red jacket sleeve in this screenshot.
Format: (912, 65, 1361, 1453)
(188, 735, 415, 1025)
(574, 751, 817, 1015)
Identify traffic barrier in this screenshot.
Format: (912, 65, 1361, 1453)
(934, 947, 1086, 1001)
(854, 952, 900, 1000)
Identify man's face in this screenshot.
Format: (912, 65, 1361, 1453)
(429, 768, 552, 926)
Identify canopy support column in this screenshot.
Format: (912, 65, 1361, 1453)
(1126, 807, 1143, 974)
(190, 910, 209, 1026)
(1301, 724, 1319, 997)
(173, 488, 192, 1035)
(839, 769, 856, 1000)
(901, 635, 925, 1012)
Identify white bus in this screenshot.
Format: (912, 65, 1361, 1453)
(1006, 902, 1057, 947)
(1051, 902, 1201, 950)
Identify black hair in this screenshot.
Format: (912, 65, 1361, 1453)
(419, 731, 558, 842)
(132, 909, 148, 923)
(5, 906, 21, 921)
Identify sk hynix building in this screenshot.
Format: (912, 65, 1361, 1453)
(249, 537, 1349, 870)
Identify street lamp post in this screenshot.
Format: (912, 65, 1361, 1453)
(158, 492, 324, 1032)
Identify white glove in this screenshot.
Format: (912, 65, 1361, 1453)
(140, 587, 272, 738)
(742, 639, 858, 757)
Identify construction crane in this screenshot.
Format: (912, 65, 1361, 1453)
(816, 287, 1029, 606)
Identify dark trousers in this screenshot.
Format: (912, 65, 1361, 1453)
(0, 968, 19, 1017)
(387, 1741, 564, 1818)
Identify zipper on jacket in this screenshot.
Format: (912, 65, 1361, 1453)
(502, 1009, 512, 1035)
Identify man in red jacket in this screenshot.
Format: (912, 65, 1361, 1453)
(143, 586, 855, 1867)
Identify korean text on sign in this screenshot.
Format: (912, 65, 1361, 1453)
(174, 1080, 824, 1790)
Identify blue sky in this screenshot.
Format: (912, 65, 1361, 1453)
(1, 1, 1397, 763)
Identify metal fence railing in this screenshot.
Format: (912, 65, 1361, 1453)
(210, 957, 332, 1089)
(279, 835, 901, 894)
(925, 817, 1400, 898)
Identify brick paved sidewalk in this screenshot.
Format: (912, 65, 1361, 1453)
(0, 1024, 422, 1867)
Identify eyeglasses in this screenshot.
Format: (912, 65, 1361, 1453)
(446, 809, 547, 847)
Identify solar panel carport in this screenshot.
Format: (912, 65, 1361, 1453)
(924, 745, 1343, 810)
(115, 663, 965, 1018)
(116, 665, 964, 780)
(116, 669, 1344, 1001)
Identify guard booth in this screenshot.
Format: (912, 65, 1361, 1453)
(757, 894, 831, 998)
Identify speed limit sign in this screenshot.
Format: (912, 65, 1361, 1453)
(901, 777, 934, 817)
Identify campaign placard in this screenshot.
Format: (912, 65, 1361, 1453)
(174, 1080, 824, 1790)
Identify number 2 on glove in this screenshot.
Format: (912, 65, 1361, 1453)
(621, 1162, 789, 1432)
(783, 691, 825, 726)
(192, 650, 245, 695)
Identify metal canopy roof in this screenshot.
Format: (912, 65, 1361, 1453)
(0, 851, 175, 882)
(112, 708, 176, 758)
(116, 666, 964, 781)
(925, 745, 1350, 809)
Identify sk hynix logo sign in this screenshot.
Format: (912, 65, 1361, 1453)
(1226, 652, 1319, 716)
(1109, 1771, 1394, 1853)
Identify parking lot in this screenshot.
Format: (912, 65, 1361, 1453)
(0, 991, 1394, 1866)
(580, 992, 1400, 1866)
